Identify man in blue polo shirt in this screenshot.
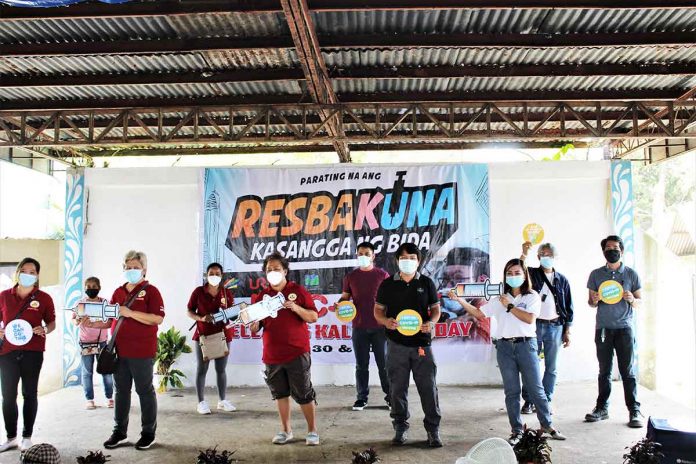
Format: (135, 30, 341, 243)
(374, 242, 442, 448)
(584, 235, 644, 428)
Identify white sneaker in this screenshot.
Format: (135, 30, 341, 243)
(306, 432, 320, 446)
(272, 431, 293, 445)
(0, 438, 18, 453)
(19, 438, 32, 451)
(217, 400, 237, 412)
(197, 401, 211, 415)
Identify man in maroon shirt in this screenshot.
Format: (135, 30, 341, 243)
(338, 241, 390, 411)
(250, 252, 320, 446)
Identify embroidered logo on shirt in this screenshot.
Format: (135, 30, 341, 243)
(30, 300, 40, 309)
(221, 297, 226, 306)
(518, 303, 527, 309)
(288, 293, 297, 301)
(138, 290, 146, 298)
(417, 287, 424, 293)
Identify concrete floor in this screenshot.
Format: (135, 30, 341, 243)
(1, 382, 694, 464)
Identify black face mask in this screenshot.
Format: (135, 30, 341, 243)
(604, 249, 621, 264)
(85, 288, 100, 299)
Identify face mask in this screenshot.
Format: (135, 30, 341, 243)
(207, 275, 222, 287)
(123, 269, 142, 284)
(539, 257, 554, 269)
(85, 288, 100, 299)
(357, 256, 372, 268)
(506, 275, 525, 289)
(442, 296, 461, 311)
(266, 271, 284, 286)
(398, 259, 418, 275)
(604, 249, 621, 264)
(18, 273, 37, 288)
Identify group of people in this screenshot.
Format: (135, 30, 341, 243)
(0, 233, 644, 453)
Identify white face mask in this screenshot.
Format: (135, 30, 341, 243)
(207, 275, 222, 287)
(398, 259, 418, 275)
(266, 271, 284, 286)
(357, 255, 372, 268)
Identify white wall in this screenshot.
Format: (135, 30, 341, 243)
(82, 161, 612, 387)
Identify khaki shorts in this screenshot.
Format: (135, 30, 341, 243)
(264, 352, 316, 405)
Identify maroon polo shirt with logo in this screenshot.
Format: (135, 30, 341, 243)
(0, 285, 56, 354)
(110, 281, 165, 359)
(187, 285, 235, 341)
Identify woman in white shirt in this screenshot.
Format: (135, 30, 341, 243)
(448, 258, 567, 445)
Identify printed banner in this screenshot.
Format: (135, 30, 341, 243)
(203, 165, 491, 364)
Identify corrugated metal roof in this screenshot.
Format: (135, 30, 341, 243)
(333, 74, 696, 94)
(323, 46, 696, 69)
(0, 12, 286, 44)
(0, 80, 302, 102)
(312, 8, 696, 35)
(0, 49, 300, 76)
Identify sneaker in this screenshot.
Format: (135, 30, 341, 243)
(103, 432, 128, 449)
(305, 432, 320, 446)
(135, 434, 156, 450)
(0, 438, 18, 453)
(107, 399, 115, 408)
(197, 400, 212, 415)
(19, 438, 32, 451)
(272, 431, 294, 445)
(521, 401, 534, 414)
(585, 407, 609, 422)
(86, 400, 96, 410)
(543, 428, 567, 440)
(508, 431, 523, 446)
(427, 430, 443, 448)
(352, 399, 367, 411)
(217, 400, 237, 412)
(628, 410, 644, 428)
(392, 429, 408, 446)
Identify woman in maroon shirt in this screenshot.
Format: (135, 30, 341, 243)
(250, 252, 320, 446)
(103, 250, 165, 452)
(187, 262, 236, 415)
(0, 257, 56, 453)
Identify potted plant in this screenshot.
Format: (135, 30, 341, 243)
(155, 326, 192, 393)
(513, 427, 552, 464)
(623, 438, 664, 464)
(196, 447, 237, 464)
(76, 451, 110, 463)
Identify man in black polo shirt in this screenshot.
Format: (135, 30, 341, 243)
(374, 242, 442, 448)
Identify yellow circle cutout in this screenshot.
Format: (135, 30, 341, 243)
(598, 280, 624, 305)
(523, 223, 545, 245)
(336, 301, 357, 323)
(396, 309, 423, 336)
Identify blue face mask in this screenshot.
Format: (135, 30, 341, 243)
(539, 257, 554, 269)
(398, 259, 418, 275)
(123, 269, 143, 284)
(506, 275, 525, 289)
(442, 296, 461, 311)
(18, 273, 37, 288)
(357, 256, 372, 268)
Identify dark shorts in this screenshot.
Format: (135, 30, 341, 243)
(264, 352, 316, 405)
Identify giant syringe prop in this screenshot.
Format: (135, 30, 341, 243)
(64, 301, 119, 322)
(451, 279, 504, 300)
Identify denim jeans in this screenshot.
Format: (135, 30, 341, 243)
(81, 341, 114, 401)
(595, 327, 640, 412)
(522, 321, 562, 403)
(113, 357, 157, 437)
(352, 327, 389, 402)
(496, 338, 553, 433)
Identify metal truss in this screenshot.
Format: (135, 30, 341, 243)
(1, 101, 695, 154)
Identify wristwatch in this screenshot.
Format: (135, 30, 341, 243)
(506, 303, 514, 313)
